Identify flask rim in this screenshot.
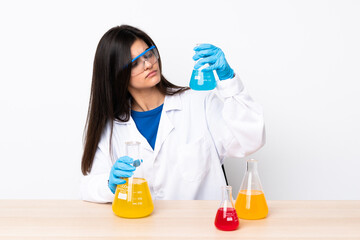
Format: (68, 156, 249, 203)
(247, 159, 258, 163)
(125, 141, 141, 146)
(222, 185, 232, 191)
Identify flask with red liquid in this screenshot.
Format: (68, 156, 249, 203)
(214, 186, 239, 231)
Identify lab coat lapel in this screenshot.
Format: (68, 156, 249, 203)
(153, 94, 182, 158)
(153, 111, 174, 158)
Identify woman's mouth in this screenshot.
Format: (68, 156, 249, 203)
(146, 70, 157, 78)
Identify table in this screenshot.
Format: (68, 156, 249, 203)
(0, 200, 359, 239)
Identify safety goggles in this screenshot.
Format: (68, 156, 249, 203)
(130, 46, 159, 76)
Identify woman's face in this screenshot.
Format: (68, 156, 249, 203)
(128, 39, 161, 93)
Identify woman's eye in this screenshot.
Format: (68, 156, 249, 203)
(132, 61, 138, 68)
(144, 52, 153, 60)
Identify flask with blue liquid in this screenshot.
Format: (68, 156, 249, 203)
(189, 49, 216, 91)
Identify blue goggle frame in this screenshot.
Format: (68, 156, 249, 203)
(131, 46, 156, 63)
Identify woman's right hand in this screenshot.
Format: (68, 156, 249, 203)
(193, 44, 234, 80)
(108, 156, 135, 194)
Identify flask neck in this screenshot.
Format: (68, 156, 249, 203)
(125, 141, 143, 179)
(246, 159, 258, 173)
(239, 159, 264, 192)
(220, 186, 235, 208)
(223, 187, 232, 201)
(133, 160, 144, 178)
(125, 141, 140, 159)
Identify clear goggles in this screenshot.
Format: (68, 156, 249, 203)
(130, 46, 159, 76)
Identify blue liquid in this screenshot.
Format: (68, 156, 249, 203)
(189, 69, 216, 91)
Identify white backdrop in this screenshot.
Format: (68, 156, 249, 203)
(0, 0, 359, 200)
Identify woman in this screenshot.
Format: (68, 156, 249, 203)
(81, 25, 265, 203)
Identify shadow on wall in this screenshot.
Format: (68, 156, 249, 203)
(223, 157, 247, 199)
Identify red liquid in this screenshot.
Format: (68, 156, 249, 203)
(214, 207, 239, 231)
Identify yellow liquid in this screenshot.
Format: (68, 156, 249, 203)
(112, 178, 154, 218)
(235, 190, 268, 220)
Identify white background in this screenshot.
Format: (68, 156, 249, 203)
(0, 0, 359, 200)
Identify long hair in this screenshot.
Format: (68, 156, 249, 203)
(81, 25, 188, 175)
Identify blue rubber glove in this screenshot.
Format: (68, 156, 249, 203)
(193, 44, 234, 80)
(108, 156, 135, 194)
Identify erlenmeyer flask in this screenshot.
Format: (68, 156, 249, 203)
(189, 62, 216, 91)
(235, 159, 268, 220)
(214, 186, 239, 231)
(112, 141, 154, 218)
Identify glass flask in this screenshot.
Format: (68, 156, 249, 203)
(189, 62, 216, 91)
(112, 141, 154, 218)
(214, 186, 239, 231)
(235, 159, 268, 220)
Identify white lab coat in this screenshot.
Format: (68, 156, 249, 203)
(80, 74, 265, 203)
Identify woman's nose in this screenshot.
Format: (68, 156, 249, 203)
(144, 59, 153, 70)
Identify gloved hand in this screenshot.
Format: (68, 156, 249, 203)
(193, 44, 234, 80)
(108, 156, 135, 194)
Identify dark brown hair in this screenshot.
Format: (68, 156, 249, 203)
(81, 25, 188, 175)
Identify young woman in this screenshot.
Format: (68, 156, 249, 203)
(81, 25, 265, 203)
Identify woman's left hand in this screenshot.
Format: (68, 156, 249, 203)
(193, 44, 234, 80)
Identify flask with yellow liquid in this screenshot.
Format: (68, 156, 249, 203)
(112, 141, 154, 218)
(235, 159, 268, 220)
